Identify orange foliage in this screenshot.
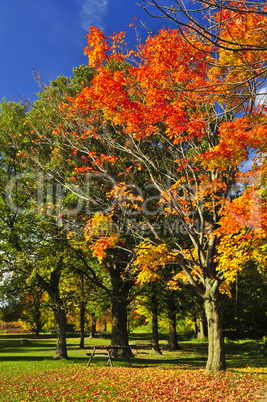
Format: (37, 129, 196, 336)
(58, 18, 267, 295)
(84, 27, 110, 68)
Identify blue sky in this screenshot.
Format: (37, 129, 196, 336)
(0, 0, 170, 103)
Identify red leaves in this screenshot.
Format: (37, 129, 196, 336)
(0, 366, 265, 401)
(84, 27, 110, 68)
(79, 27, 212, 143)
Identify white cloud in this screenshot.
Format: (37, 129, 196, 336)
(79, 0, 109, 32)
(255, 85, 267, 107)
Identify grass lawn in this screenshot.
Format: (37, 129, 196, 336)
(0, 333, 266, 401)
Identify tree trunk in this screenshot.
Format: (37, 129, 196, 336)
(167, 312, 181, 350)
(35, 309, 41, 337)
(167, 295, 181, 350)
(196, 314, 206, 339)
(36, 266, 68, 360)
(108, 255, 132, 349)
(32, 289, 43, 337)
(106, 249, 135, 356)
(234, 274, 238, 330)
(79, 300, 86, 349)
(204, 279, 226, 372)
(111, 298, 129, 347)
(53, 305, 68, 359)
(151, 290, 162, 354)
(89, 312, 96, 339)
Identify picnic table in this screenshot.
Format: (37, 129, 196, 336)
(86, 345, 134, 367)
(129, 343, 152, 353)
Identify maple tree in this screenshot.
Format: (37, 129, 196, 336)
(139, 0, 267, 107)
(139, 1, 267, 52)
(50, 20, 267, 372)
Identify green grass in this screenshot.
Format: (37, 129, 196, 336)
(0, 333, 266, 401)
(0, 333, 266, 372)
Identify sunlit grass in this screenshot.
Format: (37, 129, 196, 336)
(0, 334, 266, 401)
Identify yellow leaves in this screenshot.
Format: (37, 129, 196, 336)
(214, 185, 267, 290)
(215, 230, 251, 289)
(252, 243, 267, 271)
(84, 212, 114, 240)
(134, 241, 203, 289)
(84, 213, 121, 262)
(135, 268, 161, 285)
(134, 240, 177, 285)
(218, 281, 232, 297)
(169, 271, 188, 289)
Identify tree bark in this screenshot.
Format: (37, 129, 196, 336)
(36, 264, 69, 360)
(167, 295, 181, 350)
(107, 250, 134, 353)
(204, 278, 226, 372)
(31, 292, 42, 337)
(79, 300, 86, 349)
(167, 312, 181, 350)
(53, 305, 68, 359)
(34, 309, 41, 337)
(89, 312, 96, 339)
(196, 314, 206, 339)
(111, 298, 129, 347)
(151, 289, 162, 354)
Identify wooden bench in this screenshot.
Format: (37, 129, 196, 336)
(86, 345, 134, 367)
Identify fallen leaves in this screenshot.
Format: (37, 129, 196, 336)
(0, 366, 265, 402)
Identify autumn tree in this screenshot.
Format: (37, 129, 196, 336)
(60, 27, 229, 371)
(7, 10, 267, 371)
(139, 1, 267, 52)
(17, 64, 147, 350)
(52, 23, 267, 373)
(139, 0, 267, 112)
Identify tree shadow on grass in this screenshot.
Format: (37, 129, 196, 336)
(0, 346, 57, 355)
(226, 355, 267, 369)
(70, 352, 267, 370)
(69, 355, 207, 369)
(131, 356, 207, 368)
(0, 356, 54, 362)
